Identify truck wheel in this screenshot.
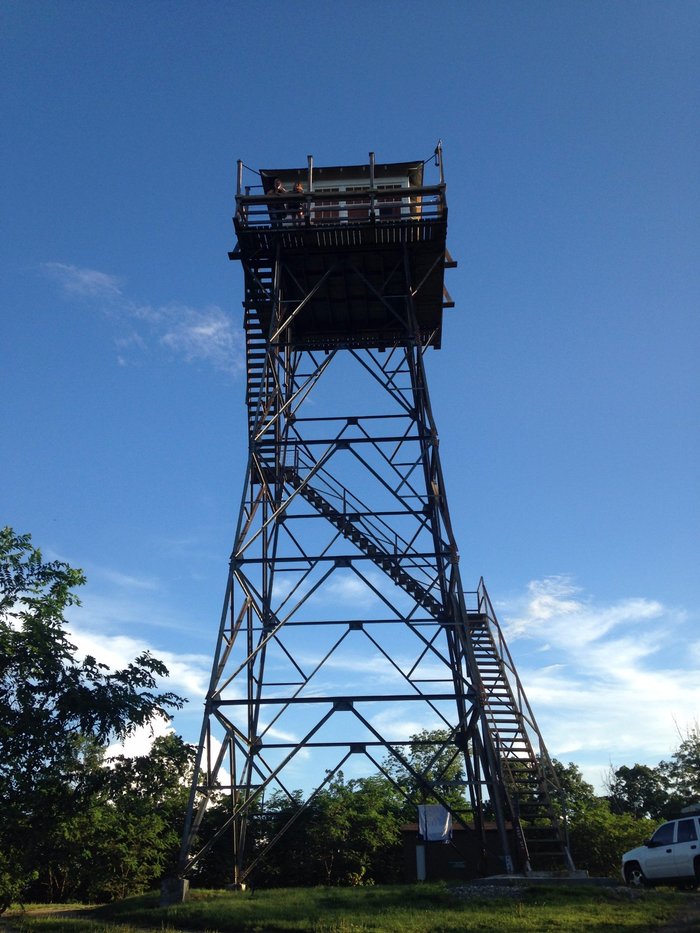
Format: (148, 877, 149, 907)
(624, 862, 648, 888)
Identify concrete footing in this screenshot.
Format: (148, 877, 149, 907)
(160, 876, 189, 906)
(473, 871, 620, 887)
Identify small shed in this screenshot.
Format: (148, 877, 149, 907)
(401, 821, 516, 882)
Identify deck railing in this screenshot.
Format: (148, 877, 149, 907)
(235, 184, 446, 230)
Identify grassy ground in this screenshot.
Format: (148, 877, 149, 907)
(2, 883, 698, 933)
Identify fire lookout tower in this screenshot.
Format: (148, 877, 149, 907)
(178, 146, 575, 885)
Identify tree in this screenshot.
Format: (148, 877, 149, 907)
(79, 734, 195, 901)
(545, 761, 652, 877)
(306, 774, 406, 885)
(659, 725, 700, 813)
(568, 802, 653, 877)
(607, 764, 670, 820)
(550, 759, 598, 818)
(245, 789, 314, 888)
(0, 527, 185, 910)
(229, 774, 407, 888)
(383, 728, 471, 815)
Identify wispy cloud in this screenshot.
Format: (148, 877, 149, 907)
(60, 555, 220, 707)
(502, 575, 666, 646)
(322, 571, 388, 609)
(159, 304, 240, 371)
(44, 262, 124, 300)
(96, 568, 161, 591)
(370, 705, 443, 743)
(43, 262, 243, 374)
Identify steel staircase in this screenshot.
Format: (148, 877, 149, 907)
(283, 467, 444, 617)
(467, 611, 573, 869)
(244, 258, 275, 440)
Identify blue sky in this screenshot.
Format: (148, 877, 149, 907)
(2, 0, 699, 791)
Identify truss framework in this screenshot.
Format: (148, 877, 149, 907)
(178, 174, 574, 884)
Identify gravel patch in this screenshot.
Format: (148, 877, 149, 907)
(451, 883, 526, 899)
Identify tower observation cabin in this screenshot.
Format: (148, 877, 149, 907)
(177, 146, 576, 892)
(231, 153, 453, 351)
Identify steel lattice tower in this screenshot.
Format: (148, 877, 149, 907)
(178, 148, 575, 887)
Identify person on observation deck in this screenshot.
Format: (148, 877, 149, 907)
(288, 182, 305, 224)
(268, 177, 286, 227)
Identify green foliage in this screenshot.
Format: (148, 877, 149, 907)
(64, 734, 194, 902)
(383, 728, 471, 815)
(521, 761, 661, 878)
(193, 728, 476, 890)
(567, 801, 654, 877)
(605, 726, 700, 823)
(608, 764, 670, 819)
(212, 729, 474, 890)
(0, 527, 187, 910)
(550, 759, 597, 818)
(193, 773, 408, 889)
(0, 528, 182, 775)
(305, 774, 406, 885)
(192, 729, 475, 891)
(659, 725, 700, 813)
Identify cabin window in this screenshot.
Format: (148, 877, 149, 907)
(312, 180, 409, 223)
(312, 186, 341, 221)
(345, 184, 371, 221)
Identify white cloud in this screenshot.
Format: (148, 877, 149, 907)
(160, 304, 241, 372)
(43, 262, 243, 374)
(96, 568, 161, 591)
(67, 624, 210, 702)
(106, 717, 174, 760)
(44, 262, 124, 300)
(502, 575, 665, 647)
(325, 574, 375, 603)
(369, 705, 444, 743)
(496, 576, 700, 787)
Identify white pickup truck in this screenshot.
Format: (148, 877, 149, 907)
(622, 808, 700, 889)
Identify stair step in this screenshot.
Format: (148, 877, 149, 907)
(288, 470, 441, 612)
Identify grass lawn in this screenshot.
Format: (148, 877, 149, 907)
(3, 882, 697, 933)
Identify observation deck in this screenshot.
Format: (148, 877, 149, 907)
(230, 153, 455, 350)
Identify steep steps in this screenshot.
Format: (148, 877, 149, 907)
(467, 611, 571, 868)
(284, 468, 444, 618)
